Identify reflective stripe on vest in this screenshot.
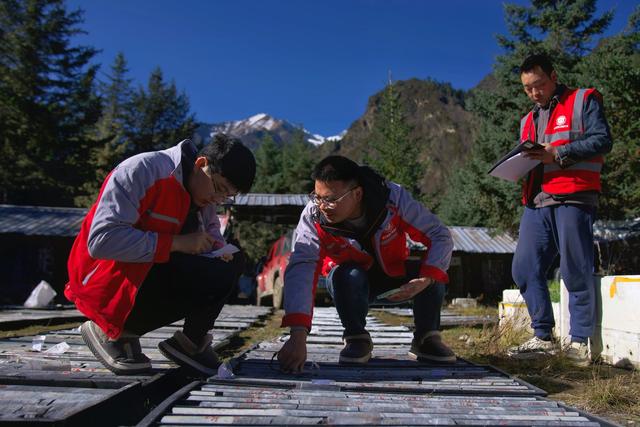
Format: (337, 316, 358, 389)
(544, 161, 602, 173)
(520, 88, 603, 195)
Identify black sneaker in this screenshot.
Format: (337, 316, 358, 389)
(80, 321, 151, 375)
(409, 331, 456, 363)
(158, 331, 220, 376)
(339, 333, 373, 364)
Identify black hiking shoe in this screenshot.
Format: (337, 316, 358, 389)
(158, 330, 220, 376)
(339, 333, 373, 364)
(409, 331, 456, 363)
(80, 321, 151, 375)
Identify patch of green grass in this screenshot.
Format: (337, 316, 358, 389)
(445, 303, 499, 317)
(548, 279, 561, 303)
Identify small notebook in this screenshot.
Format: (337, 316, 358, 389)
(199, 244, 240, 259)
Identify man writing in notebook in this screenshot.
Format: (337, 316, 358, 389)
(65, 135, 255, 376)
(277, 155, 455, 372)
(510, 54, 612, 364)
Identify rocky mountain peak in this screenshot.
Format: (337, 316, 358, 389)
(193, 113, 344, 150)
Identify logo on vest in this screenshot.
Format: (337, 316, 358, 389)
(380, 222, 398, 243)
(554, 115, 568, 130)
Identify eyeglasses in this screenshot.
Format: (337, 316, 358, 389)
(209, 166, 237, 204)
(309, 186, 357, 209)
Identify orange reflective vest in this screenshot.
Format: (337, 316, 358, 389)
(520, 88, 604, 205)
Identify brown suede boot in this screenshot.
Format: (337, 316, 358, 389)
(409, 331, 456, 363)
(339, 332, 373, 364)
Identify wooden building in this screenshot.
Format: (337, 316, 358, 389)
(0, 200, 519, 304)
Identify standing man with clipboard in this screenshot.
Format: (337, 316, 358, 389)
(509, 54, 613, 364)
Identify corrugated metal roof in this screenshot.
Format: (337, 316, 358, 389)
(0, 204, 229, 238)
(0, 202, 518, 254)
(450, 226, 517, 254)
(234, 193, 309, 206)
(593, 217, 640, 242)
(0, 204, 87, 237)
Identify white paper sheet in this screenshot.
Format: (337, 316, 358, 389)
(199, 243, 240, 259)
(488, 152, 540, 182)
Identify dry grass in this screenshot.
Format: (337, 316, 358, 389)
(217, 309, 285, 362)
(372, 308, 640, 426)
(577, 369, 640, 422)
(0, 321, 82, 339)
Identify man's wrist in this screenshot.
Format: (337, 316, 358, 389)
(289, 326, 309, 338)
(169, 235, 180, 252)
(555, 145, 575, 168)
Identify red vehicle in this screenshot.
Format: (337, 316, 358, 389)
(256, 230, 294, 308)
(256, 230, 329, 308)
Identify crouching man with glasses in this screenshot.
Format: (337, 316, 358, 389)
(65, 134, 255, 376)
(278, 155, 456, 372)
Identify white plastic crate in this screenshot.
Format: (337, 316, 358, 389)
(560, 275, 640, 369)
(499, 289, 560, 337)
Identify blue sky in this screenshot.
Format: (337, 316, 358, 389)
(68, 0, 636, 136)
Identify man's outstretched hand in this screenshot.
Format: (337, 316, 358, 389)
(387, 277, 433, 302)
(277, 329, 308, 373)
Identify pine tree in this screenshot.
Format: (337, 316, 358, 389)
(281, 128, 314, 194)
(0, 0, 101, 205)
(233, 220, 289, 268)
(127, 67, 196, 154)
(252, 134, 285, 193)
(577, 8, 640, 219)
(438, 0, 614, 232)
(236, 129, 314, 271)
(368, 79, 422, 198)
(75, 53, 133, 206)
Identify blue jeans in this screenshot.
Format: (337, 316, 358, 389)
(326, 262, 446, 339)
(512, 205, 596, 343)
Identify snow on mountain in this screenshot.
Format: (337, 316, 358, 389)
(327, 130, 348, 142)
(194, 113, 345, 150)
(211, 113, 283, 138)
(305, 129, 348, 146)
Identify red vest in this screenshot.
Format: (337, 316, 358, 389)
(64, 172, 189, 339)
(313, 207, 419, 279)
(520, 88, 604, 204)
(314, 223, 376, 277)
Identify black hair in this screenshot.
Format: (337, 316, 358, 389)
(311, 155, 361, 185)
(198, 134, 256, 193)
(519, 53, 555, 77)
